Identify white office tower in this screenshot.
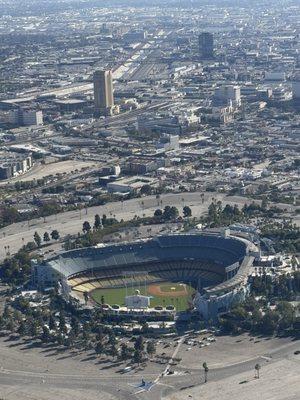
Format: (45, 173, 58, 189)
(8, 108, 43, 126)
(213, 85, 241, 108)
(22, 110, 43, 126)
(93, 70, 114, 116)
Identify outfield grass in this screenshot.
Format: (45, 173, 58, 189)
(91, 281, 195, 312)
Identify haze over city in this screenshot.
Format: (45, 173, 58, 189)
(0, 1, 299, 399)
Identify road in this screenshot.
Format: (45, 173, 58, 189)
(0, 191, 222, 259)
(0, 337, 298, 400)
(147, 338, 300, 400)
(84, 99, 170, 132)
(3, 42, 152, 105)
(0, 191, 297, 261)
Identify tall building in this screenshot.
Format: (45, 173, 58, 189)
(213, 85, 241, 108)
(22, 109, 43, 126)
(8, 108, 43, 126)
(292, 74, 300, 101)
(199, 32, 214, 59)
(93, 70, 114, 116)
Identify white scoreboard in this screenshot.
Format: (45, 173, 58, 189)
(125, 295, 150, 309)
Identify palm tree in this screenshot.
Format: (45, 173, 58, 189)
(155, 194, 159, 206)
(203, 362, 209, 383)
(255, 363, 261, 379)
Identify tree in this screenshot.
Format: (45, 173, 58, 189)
(140, 184, 152, 195)
(154, 209, 163, 218)
(43, 232, 50, 242)
(251, 308, 263, 331)
(67, 330, 76, 348)
(203, 362, 209, 383)
(59, 311, 67, 334)
(134, 335, 144, 352)
(33, 232, 42, 248)
(71, 316, 80, 336)
(261, 196, 268, 210)
(108, 333, 117, 346)
(163, 206, 179, 220)
(82, 327, 91, 348)
(260, 310, 279, 334)
(26, 317, 38, 337)
(110, 344, 118, 360)
(56, 333, 64, 346)
(1, 206, 19, 225)
(95, 341, 104, 357)
(255, 363, 261, 379)
(17, 320, 26, 336)
(102, 214, 107, 226)
(82, 221, 91, 233)
(94, 214, 101, 230)
(183, 206, 192, 218)
(120, 343, 131, 360)
(49, 314, 56, 331)
(133, 349, 143, 365)
(146, 341, 156, 358)
(51, 230, 60, 240)
(83, 291, 89, 304)
(156, 194, 161, 206)
(41, 325, 51, 343)
(276, 301, 295, 330)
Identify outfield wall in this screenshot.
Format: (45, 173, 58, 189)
(32, 232, 257, 319)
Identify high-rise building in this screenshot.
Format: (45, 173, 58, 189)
(22, 109, 43, 126)
(213, 85, 241, 108)
(292, 74, 300, 100)
(93, 70, 114, 116)
(8, 108, 43, 126)
(199, 32, 214, 59)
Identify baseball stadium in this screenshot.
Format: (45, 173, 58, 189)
(33, 232, 258, 319)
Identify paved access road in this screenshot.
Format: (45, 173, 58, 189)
(0, 337, 298, 400)
(0, 192, 296, 261)
(143, 339, 300, 400)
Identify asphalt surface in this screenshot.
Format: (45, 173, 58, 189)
(0, 337, 298, 400)
(0, 191, 297, 261)
(147, 338, 300, 399)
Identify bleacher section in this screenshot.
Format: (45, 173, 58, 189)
(40, 233, 254, 295)
(69, 260, 223, 293)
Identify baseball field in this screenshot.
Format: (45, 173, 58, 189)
(91, 281, 195, 311)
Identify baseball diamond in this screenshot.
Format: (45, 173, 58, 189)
(33, 232, 258, 319)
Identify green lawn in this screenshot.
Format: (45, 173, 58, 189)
(91, 281, 195, 312)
